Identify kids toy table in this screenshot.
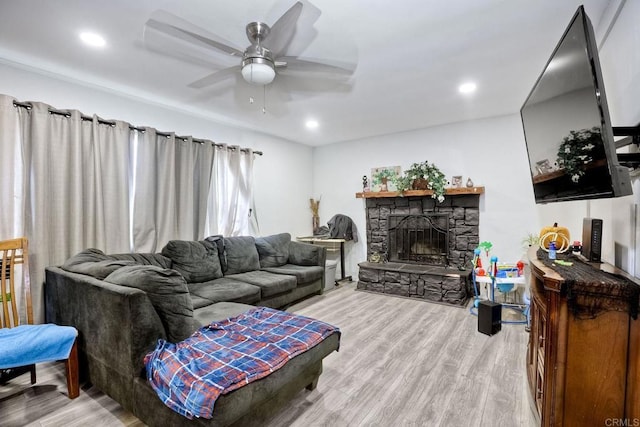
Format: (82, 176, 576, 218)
(471, 274, 528, 325)
(474, 275, 526, 301)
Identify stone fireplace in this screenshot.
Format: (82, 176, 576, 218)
(356, 188, 483, 306)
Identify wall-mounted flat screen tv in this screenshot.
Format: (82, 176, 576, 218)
(520, 5, 632, 204)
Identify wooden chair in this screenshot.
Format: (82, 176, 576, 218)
(0, 237, 79, 398)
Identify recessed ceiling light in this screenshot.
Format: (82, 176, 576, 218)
(458, 82, 477, 94)
(79, 32, 106, 48)
(305, 119, 319, 129)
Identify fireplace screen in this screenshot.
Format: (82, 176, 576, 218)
(387, 214, 450, 265)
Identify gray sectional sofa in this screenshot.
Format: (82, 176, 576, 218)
(44, 233, 339, 426)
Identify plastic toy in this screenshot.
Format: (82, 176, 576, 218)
(469, 242, 528, 326)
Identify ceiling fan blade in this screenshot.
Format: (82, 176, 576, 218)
(137, 37, 225, 69)
(188, 66, 241, 89)
(144, 10, 244, 57)
(277, 57, 357, 76)
(266, 0, 322, 57)
(264, 2, 303, 57)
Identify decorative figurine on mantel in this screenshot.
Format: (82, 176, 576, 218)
(362, 175, 370, 192)
(466, 177, 474, 187)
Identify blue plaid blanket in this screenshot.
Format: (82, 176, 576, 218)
(144, 307, 340, 419)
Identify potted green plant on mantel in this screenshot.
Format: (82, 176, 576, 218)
(392, 160, 448, 202)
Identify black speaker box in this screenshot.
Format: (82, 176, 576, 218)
(582, 218, 603, 262)
(478, 300, 502, 336)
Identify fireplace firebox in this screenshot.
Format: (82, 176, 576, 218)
(387, 214, 450, 266)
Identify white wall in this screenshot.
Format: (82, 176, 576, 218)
(0, 60, 314, 240)
(313, 114, 540, 278)
(597, 0, 640, 275)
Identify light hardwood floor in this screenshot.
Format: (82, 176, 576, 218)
(0, 282, 537, 426)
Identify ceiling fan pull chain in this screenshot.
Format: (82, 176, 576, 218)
(263, 84, 266, 114)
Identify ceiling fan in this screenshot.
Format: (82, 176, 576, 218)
(143, 1, 357, 90)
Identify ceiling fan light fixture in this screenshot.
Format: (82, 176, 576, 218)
(241, 58, 275, 85)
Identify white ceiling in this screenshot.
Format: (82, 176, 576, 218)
(0, 0, 613, 146)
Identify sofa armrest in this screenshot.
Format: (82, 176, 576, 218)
(288, 241, 326, 267)
(45, 267, 166, 379)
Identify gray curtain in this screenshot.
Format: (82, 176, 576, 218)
(0, 97, 26, 317)
(131, 129, 178, 253)
(2, 97, 132, 322)
(81, 116, 132, 253)
(0, 94, 256, 322)
(174, 136, 215, 240)
(191, 139, 216, 239)
(0, 97, 23, 239)
(131, 131, 215, 252)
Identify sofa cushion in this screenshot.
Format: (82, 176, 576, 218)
(288, 241, 323, 266)
(189, 294, 214, 310)
(255, 233, 291, 268)
(262, 264, 324, 285)
(187, 278, 261, 305)
(109, 253, 172, 269)
(204, 235, 226, 273)
(161, 240, 223, 283)
(104, 265, 194, 343)
(223, 236, 260, 274)
(225, 271, 297, 298)
(192, 302, 255, 328)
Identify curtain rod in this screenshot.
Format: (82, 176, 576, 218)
(12, 100, 263, 156)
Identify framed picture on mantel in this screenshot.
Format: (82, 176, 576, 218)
(371, 166, 401, 192)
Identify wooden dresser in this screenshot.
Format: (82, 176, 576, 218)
(527, 246, 640, 426)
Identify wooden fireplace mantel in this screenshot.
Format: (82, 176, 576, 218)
(355, 186, 485, 198)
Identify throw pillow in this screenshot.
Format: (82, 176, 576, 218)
(62, 259, 136, 280)
(62, 248, 110, 266)
(255, 233, 291, 268)
(204, 234, 227, 272)
(109, 253, 173, 269)
(62, 249, 135, 279)
(223, 236, 261, 274)
(160, 240, 223, 283)
(104, 265, 194, 343)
